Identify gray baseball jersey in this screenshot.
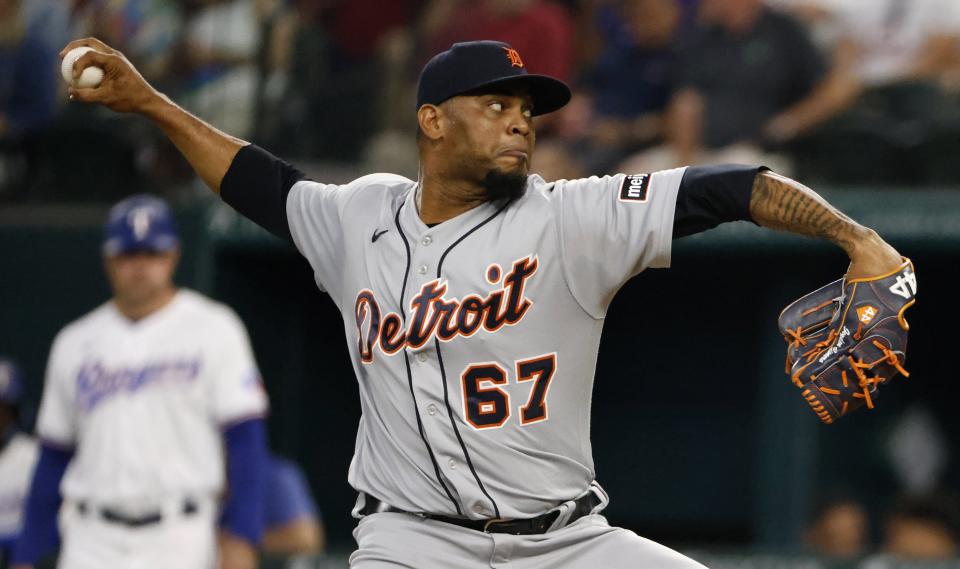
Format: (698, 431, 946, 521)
(286, 168, 685, 520)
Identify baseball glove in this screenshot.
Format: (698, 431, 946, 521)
(778, 258, 917, 424)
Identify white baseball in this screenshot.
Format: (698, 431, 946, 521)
(61, 46, 105, 89)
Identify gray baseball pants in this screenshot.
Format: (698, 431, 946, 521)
(350, 512, 708, 568)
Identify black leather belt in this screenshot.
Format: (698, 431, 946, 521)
(78, 499, 198, 528)
(360, 491, 602, 535)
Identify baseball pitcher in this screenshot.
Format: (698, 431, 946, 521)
(55, 38, 910, 568)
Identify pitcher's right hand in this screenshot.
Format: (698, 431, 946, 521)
(60, 38, 161, 114)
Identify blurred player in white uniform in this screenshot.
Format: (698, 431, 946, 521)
(0, 358, 39, 567)
(11, 195, 269, 569)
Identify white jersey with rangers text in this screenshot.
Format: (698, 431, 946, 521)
(37, 289, 268, 506)
(286, 169, 684, 519)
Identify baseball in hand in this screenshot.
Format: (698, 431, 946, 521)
(61, 46, 105, 88)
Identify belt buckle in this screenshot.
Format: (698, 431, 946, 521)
(482, 517, 510, 533)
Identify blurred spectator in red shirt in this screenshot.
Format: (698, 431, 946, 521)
(421, 0, 574, 83)
(261, 0, 421, 160)
(323, 0, 421, 62)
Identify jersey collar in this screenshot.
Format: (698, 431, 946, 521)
(108, 289, 185, 330)
(399, 182, 509, 241)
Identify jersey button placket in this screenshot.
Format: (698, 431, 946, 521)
(406, 228, 467, 501)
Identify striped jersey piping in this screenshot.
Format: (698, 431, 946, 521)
(432, 198, 513, 519)
(393, 201, 462, 515)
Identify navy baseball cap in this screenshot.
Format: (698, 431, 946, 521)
(417, 41, 571, 117)
(0, 357, 23, 407)
(102, 194, 180, 256)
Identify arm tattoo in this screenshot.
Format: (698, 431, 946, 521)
(749, 171, 864, 252)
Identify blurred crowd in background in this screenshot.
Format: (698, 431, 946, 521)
(2, 0, 960, 204)
(801, 491, 960, 564)
(2, 0, 960, 565)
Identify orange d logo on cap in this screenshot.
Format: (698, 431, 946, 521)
(503, 47, 524, 68)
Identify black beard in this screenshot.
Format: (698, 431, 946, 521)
(482, 169, 527, 202)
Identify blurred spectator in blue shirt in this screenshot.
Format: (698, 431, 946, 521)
(21, 0, 73, 60)
(588, 0, 680, 121)
(177, 0, 261, 138)
(578, 0, 684, 173)
(72, 0, 183, 87)
(530, 0, 688, 181)
(0, 0, 57, 140)
(262, 455, 324, 556)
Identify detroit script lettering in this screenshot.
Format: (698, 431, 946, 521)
(355, 256, 539, 363)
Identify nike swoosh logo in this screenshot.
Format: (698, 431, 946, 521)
(371, 229, 389, 243)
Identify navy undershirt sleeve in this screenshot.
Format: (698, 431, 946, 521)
(672, 164, 769, 238)
(220, 144, 307, 243)
(11, 443, 72, 566)
(221, 418, 268, 546)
